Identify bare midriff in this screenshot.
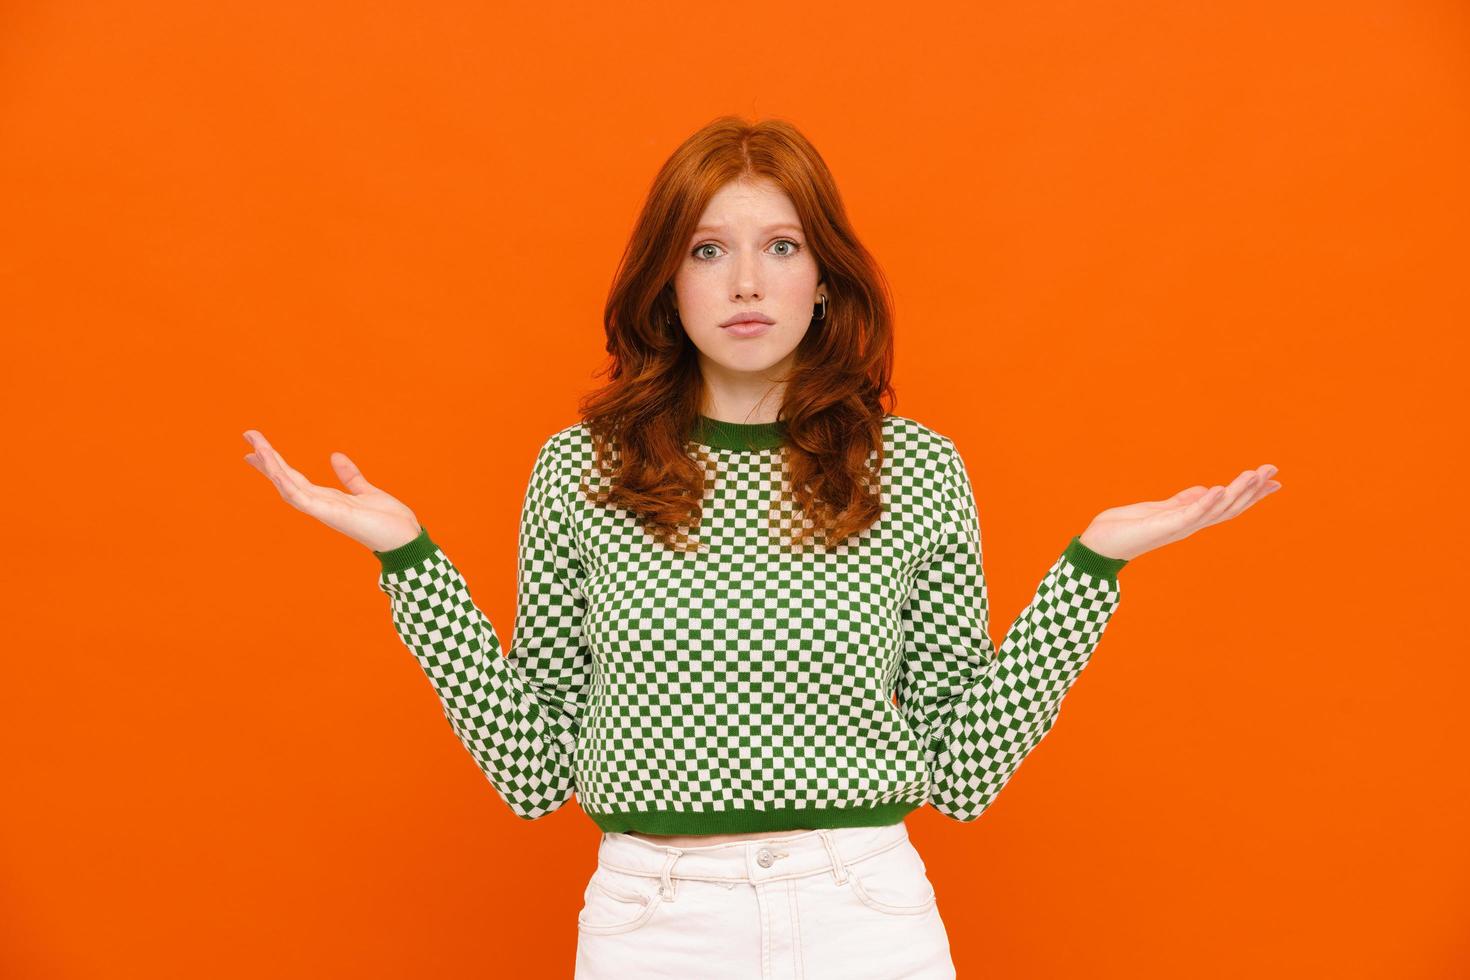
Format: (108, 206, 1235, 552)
(625, 827, 815, 848)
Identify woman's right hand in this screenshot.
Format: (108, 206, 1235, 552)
(241, 430, 423, 554)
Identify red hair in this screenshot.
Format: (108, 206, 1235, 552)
(576, 115, 899, 552)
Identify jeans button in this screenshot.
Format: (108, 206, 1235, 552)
(756, 848, 775, 868)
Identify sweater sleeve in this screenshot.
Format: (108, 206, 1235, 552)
(373, 433, 591, 820)
(894, 438, 1127, 822)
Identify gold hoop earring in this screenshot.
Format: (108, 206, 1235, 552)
(813, 295, 827, 321)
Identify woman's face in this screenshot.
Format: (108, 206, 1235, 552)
(671, 178, 825, 398)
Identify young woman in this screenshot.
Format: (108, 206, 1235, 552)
(242, 116, 1280, 979)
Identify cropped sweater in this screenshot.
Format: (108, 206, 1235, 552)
(374, 413, 1127, 835)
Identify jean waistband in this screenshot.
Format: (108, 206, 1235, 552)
(594, 821, 912, 901)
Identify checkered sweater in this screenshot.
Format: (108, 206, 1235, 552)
(374, 414, 1127, 834)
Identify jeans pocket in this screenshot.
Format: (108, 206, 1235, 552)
(845, 842, 938, 916)
(576, 867, 664, 936)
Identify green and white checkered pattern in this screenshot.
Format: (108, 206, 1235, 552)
(376, 415, 1127, 833)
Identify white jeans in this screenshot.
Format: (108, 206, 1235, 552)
(574, 821, 957, 979)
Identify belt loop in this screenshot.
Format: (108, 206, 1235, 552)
(657, 848, 684, 902)
(818, 829, 849, 885)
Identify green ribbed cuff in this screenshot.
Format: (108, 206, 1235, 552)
(374, 525, 439, 574)
(1062, 534, 1128, 582)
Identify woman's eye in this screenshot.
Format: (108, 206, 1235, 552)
(690, 239, 803, 261)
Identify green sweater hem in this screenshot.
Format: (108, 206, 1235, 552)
(582, 802, 920, 835)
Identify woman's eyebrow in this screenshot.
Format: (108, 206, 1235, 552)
(692, 223, 804, 236)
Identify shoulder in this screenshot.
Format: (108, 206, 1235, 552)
(521, 421, 595, 497)
(528, 421, 603, 504)
(530, 420, 597, 465)
(881, 412, 960, 468)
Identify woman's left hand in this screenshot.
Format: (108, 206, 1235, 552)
(1077, 464, 1281, 562)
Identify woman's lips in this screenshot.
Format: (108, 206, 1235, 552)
(723, 321, 772, 338)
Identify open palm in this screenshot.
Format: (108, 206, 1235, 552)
(241, 430, 421, 554)
(1079, 464, 1282, 562)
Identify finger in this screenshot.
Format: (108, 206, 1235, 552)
(247, 432, 310, 493)
(246, 433, 287, 489)
(253, 445, 296, 502)
(264, 443, 313, 493)
(1226, 468, 1282, 517)
(1119, 486, 1210, 516)
(248, 435, 318, 509)
(242, 435, 280, 485)
(243, 435, 293, 497)
(1233, 465, 1281, 509)
(263, 445, 321, 507)
(1186, 485, 1232, 524)
(1120, 486, 1207, 516)
(1159, 486, 1219, 535)
(1202, 469, 1262, 526)
(1170, 485, 1213, 504)
(1213, 476, 1263, 524)
(330, 451, 376, 495)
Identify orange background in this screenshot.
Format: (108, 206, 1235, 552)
(3, 1, 1467, 977)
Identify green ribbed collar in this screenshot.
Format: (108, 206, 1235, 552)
(689, 413, 787, 451)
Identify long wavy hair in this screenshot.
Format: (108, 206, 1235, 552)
(576, 115, 899, 553)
